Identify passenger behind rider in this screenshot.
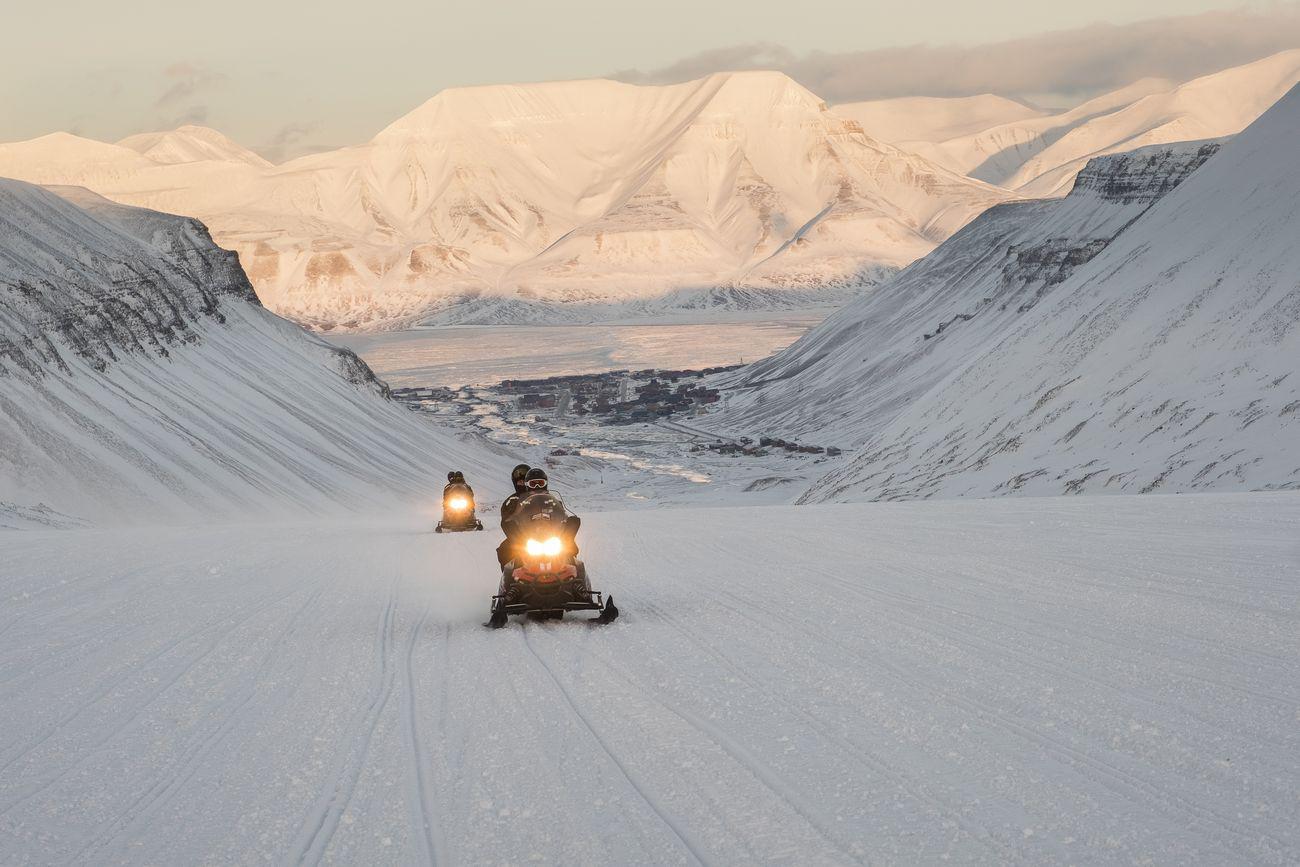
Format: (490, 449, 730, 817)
(496, 464, 532, 567)
(443, 470, 473, 503)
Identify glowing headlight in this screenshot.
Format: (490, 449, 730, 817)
(525, 536, 563, 557)
(448, 496, 470, 511)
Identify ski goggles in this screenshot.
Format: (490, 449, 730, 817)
(525, 478, 548, 489)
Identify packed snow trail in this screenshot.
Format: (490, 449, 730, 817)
(1, 493, 1297, 865)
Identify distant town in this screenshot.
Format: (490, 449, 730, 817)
(389, 364, 846, 462)
(392, 365, 741, 425)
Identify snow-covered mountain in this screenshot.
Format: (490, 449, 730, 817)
(0, 179, 504, 524)
(117, 124, 272, 168)
(0, 73, 1012, 330)
(883, 51, 1300, 197)
(716, 84, 1300, 500)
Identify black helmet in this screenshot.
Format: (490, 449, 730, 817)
(511, 463, 531, 490)
(447, 470, 465, 484)
(523, 467, 549, 491)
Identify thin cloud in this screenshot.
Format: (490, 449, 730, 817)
(614, 43, 795, 84)
(614, 6, 1300, 103)
(156, 62, 226, 107)
(172, 104, 210, 125)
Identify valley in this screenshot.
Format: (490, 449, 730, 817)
(4, 23, 1300, 866)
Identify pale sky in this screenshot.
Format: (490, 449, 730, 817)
(3, 0, 1297, 160)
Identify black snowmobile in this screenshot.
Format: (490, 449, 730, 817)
(487, 492, 617, 627)
(435, 477, 484, 533)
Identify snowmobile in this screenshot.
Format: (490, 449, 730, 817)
(486, 494, 617, 627)
(435, 484, 484, 533)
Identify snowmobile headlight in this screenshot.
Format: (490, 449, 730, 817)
(525, 536, 563, 557)
(448, 496, 470, 511)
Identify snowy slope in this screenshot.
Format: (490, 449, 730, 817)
(0, 74, 1012, 330)
(715, 141, 1219, 441)
(0, 179, 505, 523)
(1, 493, 1296, 864)
(719, 85, 1300, 502)
(910, 51, 1300, 196)
(895, 80, 1175, 180)
(833, 94, 1045, 150)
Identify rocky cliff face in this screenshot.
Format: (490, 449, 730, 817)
(0, 185, 248, 377)
(1067, 142, 1222, 204)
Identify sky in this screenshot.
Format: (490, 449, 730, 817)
(3, 0, 1299, 160)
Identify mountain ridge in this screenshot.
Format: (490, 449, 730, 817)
(0, 72, 1012, 330)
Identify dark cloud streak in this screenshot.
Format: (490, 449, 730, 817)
(256, 121, 328, 163)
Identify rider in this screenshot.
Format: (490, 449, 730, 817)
(496, 464, 532, 567)
(442, 471, 476, 525)
(443, 470, 472, 499)
(510, 468, 581, 559)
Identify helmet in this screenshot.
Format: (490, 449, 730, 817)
(447, 470, 465, 483)
(523, 467, 549, 491)
(511, 463, 531, 490)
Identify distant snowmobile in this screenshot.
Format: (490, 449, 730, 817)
(487, 491, 617, 627)
(435, 472, 484, 533)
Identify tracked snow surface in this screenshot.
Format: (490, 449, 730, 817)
(0, 73, 1012, 330)
(1, 494, 1297, 864)
(714, 85, 1300, 502)
(0, 180, 504, 523)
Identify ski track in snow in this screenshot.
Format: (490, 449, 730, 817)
(1, 494, 1298, 865)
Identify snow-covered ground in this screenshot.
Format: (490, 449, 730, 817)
(2, 492, 1296, 865)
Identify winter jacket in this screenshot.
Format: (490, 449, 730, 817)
(500, 491, 525, 534)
